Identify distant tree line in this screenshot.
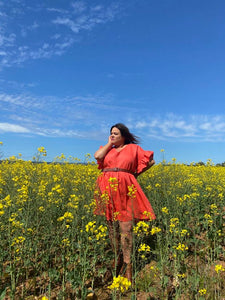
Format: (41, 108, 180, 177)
(195, 161, 225, 167)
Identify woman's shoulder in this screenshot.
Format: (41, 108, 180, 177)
(127, 143, 141, 149)
(128, 144, 153, 155)
(126, 143, 141, 153)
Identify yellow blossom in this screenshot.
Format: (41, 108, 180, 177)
(39, 206, 45, 212)
(61, 238, 70, 247)
(204, 214, 213, 224)
(215, 264, 225, 274)
(127, 184, 137, 198)
(150, 226, 162, 235)
(169, 218, 179, 233)
(108, 275, 131, 293)
(86, 221, 96, 233)
(161, 207, 169, 214)
(133, 221, 149, 236)
(108, 177, 118, 191)
(57, 211, 74, 223)
(180, 229, 189, 237)
(11, 236, 25, 246)
(113, 211, 120, 221)
(198, 288, 207, 296)
(138, 243, 151, 253)
(37, 146, 47, 156)
(174, 242, 188, 251)
(143, 211, 153, 219)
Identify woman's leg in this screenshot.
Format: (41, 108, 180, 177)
(107, 220, 120, 255)
(119, 221, 133, 281)
(105, 220, 123, 278)
(119, 221, 133, 263)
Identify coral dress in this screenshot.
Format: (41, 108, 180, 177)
(94, 144, 156, 222)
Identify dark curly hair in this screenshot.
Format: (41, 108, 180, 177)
(110, 123, 140, 144)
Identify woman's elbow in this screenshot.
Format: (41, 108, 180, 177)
(94, 152, 103, 161)
(94, 153, 99, 160)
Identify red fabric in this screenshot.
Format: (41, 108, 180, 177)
(94, 144, 156, 222)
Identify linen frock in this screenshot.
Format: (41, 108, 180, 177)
(94, 144, 156, 222)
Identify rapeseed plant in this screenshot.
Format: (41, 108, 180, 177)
(0, 151, 225, 298)
(161, 206, 169, 214)
(215, 264, 225, 274)
(108, 275, 131, 293)
(133, 221, 150, 236)
(138, 243, 151, 260)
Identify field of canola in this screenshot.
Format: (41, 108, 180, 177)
(0, 151, 225, 299)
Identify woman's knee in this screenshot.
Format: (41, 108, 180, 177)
(119, 221, 132, 233)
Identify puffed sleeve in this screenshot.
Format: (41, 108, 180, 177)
(136, 145, 154, 174)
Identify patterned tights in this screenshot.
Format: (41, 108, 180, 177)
(107, 220, 133, 264)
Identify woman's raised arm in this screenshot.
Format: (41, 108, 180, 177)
(94, 137, 113, 161)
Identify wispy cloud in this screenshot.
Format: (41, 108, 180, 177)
(0, 1, 122, 70)
(52, 2, 120, 33)
(0, 92, 116, 137)
(47, 7, 69, 14)
(71, 1, 87, 14)
(133, 114, 225, 142)
(21, 21, 39, 37)
(1, 91, 225, 142)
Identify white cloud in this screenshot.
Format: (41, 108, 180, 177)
(53, 17, 81, 33)
(47, 8, 68, 14)
(0, 92, 115, 137)
(91, 5, 103, 12)
(35, 128, 86, 138)
(51, 33, 61, 40)
(0, 93, 43, 109)
(0, 122, 30, 133)
(52, 3, 118, 34)
(200, 122, 211, 131)
(21, 21, 40, 37)
(136, 121, 148, 129)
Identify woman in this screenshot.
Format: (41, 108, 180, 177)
(94, 123, 156, 282)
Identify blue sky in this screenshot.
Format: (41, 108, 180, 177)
(0, 0, 225, 164)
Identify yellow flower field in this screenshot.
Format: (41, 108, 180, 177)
(0, 151, 225, 299)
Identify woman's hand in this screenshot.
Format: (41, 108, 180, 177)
(148, 159, 155, 168)
(135, 159, 155, 178)
(107, 135, 113, 146)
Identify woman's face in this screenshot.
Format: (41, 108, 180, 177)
(110, 127, 125, 146)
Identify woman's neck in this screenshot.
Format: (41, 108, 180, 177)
(114, 143, 125, 149)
